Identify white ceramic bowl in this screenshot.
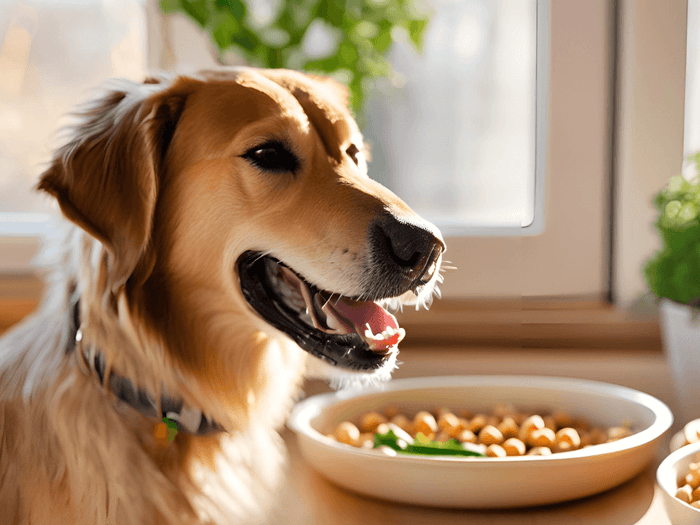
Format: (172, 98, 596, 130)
(658, 441, 700, 524)
(288, 375, 673, 509)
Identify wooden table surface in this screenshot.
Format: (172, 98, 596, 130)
(266, 348, 683, 525)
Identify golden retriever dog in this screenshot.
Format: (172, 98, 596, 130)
(0, 68, 444, 525)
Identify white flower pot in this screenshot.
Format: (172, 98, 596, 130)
(660, 299, 700, 422)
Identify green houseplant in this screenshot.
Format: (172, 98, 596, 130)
(645, 151, 700, 422)
(644, 151, 700, 307)
(159, 0, 431, 117)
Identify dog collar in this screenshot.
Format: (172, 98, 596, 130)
(68, 300, 223, 436)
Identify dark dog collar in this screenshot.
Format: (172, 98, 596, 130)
(68, 300, 223, 436)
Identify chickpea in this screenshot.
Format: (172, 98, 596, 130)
(692, 501, 700, 509)
(486, 444, 507, 458)
(572, 419, 590, 432)
(526, 447, 553, 456)
(413, 411, 438, 436)
(607, 426, 632, 442)
(556, 428, 581, 449)
(383, 405, 399, 419)
(692, 485, 700, 501)
(502, 438, 526, 457)
(462, 442, 488, 455)
(677, 484, 693, 503)
(434, 406, 453, 420)
(358, 433, 375, 448)
(478, 425, 504, 446)
(333, 422, 360, 446)
(519, 415, 545, 442)
(359, 411, 387, 433)
(687, 469, 700, 490)
(493, 403, 513, 420)
(389, 414, 413, 434)
(552, 411, 573, 428)
(438, 412, 466, 438)
(459, 408, 473, 420)
(528, 428, 556, 449)
(586, 428, 608, 446)
(457, 429, 478, 444)
(497, 417, 519, 440)
(375, 423, 390, 436)
(684, 420, 700, 445)
(435, 430, 452, 442)
(468, 414, 488, 434)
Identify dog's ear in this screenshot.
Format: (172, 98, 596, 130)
(38, 78, 193, 292)
(257, 70, 358, 163)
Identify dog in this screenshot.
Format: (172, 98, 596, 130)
(0, 68, 445, 525)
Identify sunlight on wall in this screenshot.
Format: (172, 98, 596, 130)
(0, 0, 146, 214)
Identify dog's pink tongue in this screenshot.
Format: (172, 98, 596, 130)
(330, 297, 399, 335)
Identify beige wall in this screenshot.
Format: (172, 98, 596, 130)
(614, 0, 687, 306)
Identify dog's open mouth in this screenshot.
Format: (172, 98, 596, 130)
(237, 251, 405, 371)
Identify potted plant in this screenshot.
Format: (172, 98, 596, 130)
(645, 151, 700, 421)
(159, 0, 431, 119)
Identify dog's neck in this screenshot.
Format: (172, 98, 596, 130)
(66, 299, 224, 436)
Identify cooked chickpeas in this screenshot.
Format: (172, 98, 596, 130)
(413, 411, 438, 436)
(556, 428, 581, 449)
(486, 444, 507, 458)
(359, 411, 387, 433)
(527, 428, 556, 449)
(389, 414, 413, 434)
(383, 405, 399, 419)
(673, 452, 700, 507)
(438, 412, 466, 438)
(526, 446, 553, 456)
(686, 469, 700, 490)
(607, 426, 632, 442)
(498, 417, 519, 440)
(330, 404, 636, 460)
(468, 414, 488, 434)
(519, 415, 545, 442)
(478, 425, 504, 446)
(457, 429, 478, 444)
(333, 421, 360, 446)
(677, 484, 694, 503)
(502, 438, 526, 457)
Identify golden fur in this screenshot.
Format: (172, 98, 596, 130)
(0, 68, 443, 524)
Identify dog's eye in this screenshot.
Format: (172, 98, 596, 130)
(346, 144, 361, 166)
(242, 141, 299, 173)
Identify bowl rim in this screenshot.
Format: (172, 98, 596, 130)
(288, 375, 673, 465)
(657, 440, 700, 514)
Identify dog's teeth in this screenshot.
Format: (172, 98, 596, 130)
(327, 313, 343, 331)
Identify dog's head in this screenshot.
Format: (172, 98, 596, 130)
(38, 68, 444, 389)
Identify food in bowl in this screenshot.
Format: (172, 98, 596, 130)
(670, 418, 700, 452)
(329, 403, 634, 458)
(673, 452, 700, 509)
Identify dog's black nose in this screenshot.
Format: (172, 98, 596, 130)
(372, 214, 445, 287)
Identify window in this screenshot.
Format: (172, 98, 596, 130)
(0, 0, 146, 270)
(365, 0, 542, 235)
(0, 0, 687, 309)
